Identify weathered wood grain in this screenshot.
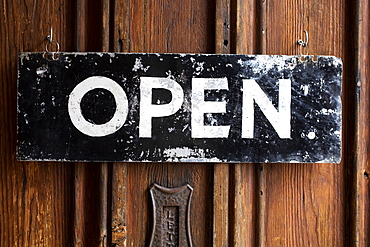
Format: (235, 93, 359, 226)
(357, 1, 370, 243)
(213, 164, 230, 246)
(111, 163, 127, 246)
(111, 1, 130, 246)
(113, 0, 130, 52)
(73, 163, 109, 246)
(0, 1, 75, 246)
(101, 0, 110, 52)
(129, 0, 215, 53)
(213, 2, 230, 246)
(76, 0, 87, 52)
(216, 0, 231, 54)
(342, 1, 359, 246)
(233, 0, 261, 54)
(230, 164, 258, 246)
(349, 0, 370, 246)
(99, 2, 110, 246)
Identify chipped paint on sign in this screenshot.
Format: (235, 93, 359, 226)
(17, 53, 342, 163)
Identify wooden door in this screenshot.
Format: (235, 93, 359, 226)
(1, 0, 369, 246)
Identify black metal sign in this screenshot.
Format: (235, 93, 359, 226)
(17, 53, 342, 163)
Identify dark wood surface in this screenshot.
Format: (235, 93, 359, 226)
(1, 0, 369, 246)
(350, 1, 370, 245)
(1, 1, 75, 246)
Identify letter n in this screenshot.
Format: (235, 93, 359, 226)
(242, 79, 291, 138)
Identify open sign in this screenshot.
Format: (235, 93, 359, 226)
(17, 53, 342, 163)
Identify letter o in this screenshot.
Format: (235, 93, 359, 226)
(68, 76, 128, 137)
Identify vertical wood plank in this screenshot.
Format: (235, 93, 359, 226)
(73, 1, 89, 245)
(258, 0, 267, 55)
(230, 164, 258, 246)
(213, 164, 230, 246)
(111, 0, 130, 247)
(99, 2, 110, 246)
(111, 163, 127, 247)
(113, 0, 130, 52)
(73, 164, 109, 246)
(343, 1, 359, 246)
(215, 0, 231, 54)
(73, 1, 109, 246)
(73, 164, 86, 246)
(260, 0, 346, 246)
(229, 1, 260, 246)
(213, 1, 230, 246)
(0, 0, 75, 246)
(233, 0, 260, 54)
(111, 1, 130, 246)
(102, 0, 110, 52)
(98, 163, 108, 247)
(76, 0, 87, 51)
(349, 0, 370, 245)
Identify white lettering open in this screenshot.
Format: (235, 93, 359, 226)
(68, 76, 291, 139)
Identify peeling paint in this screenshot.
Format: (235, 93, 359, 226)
(132, 57, 150, 72)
